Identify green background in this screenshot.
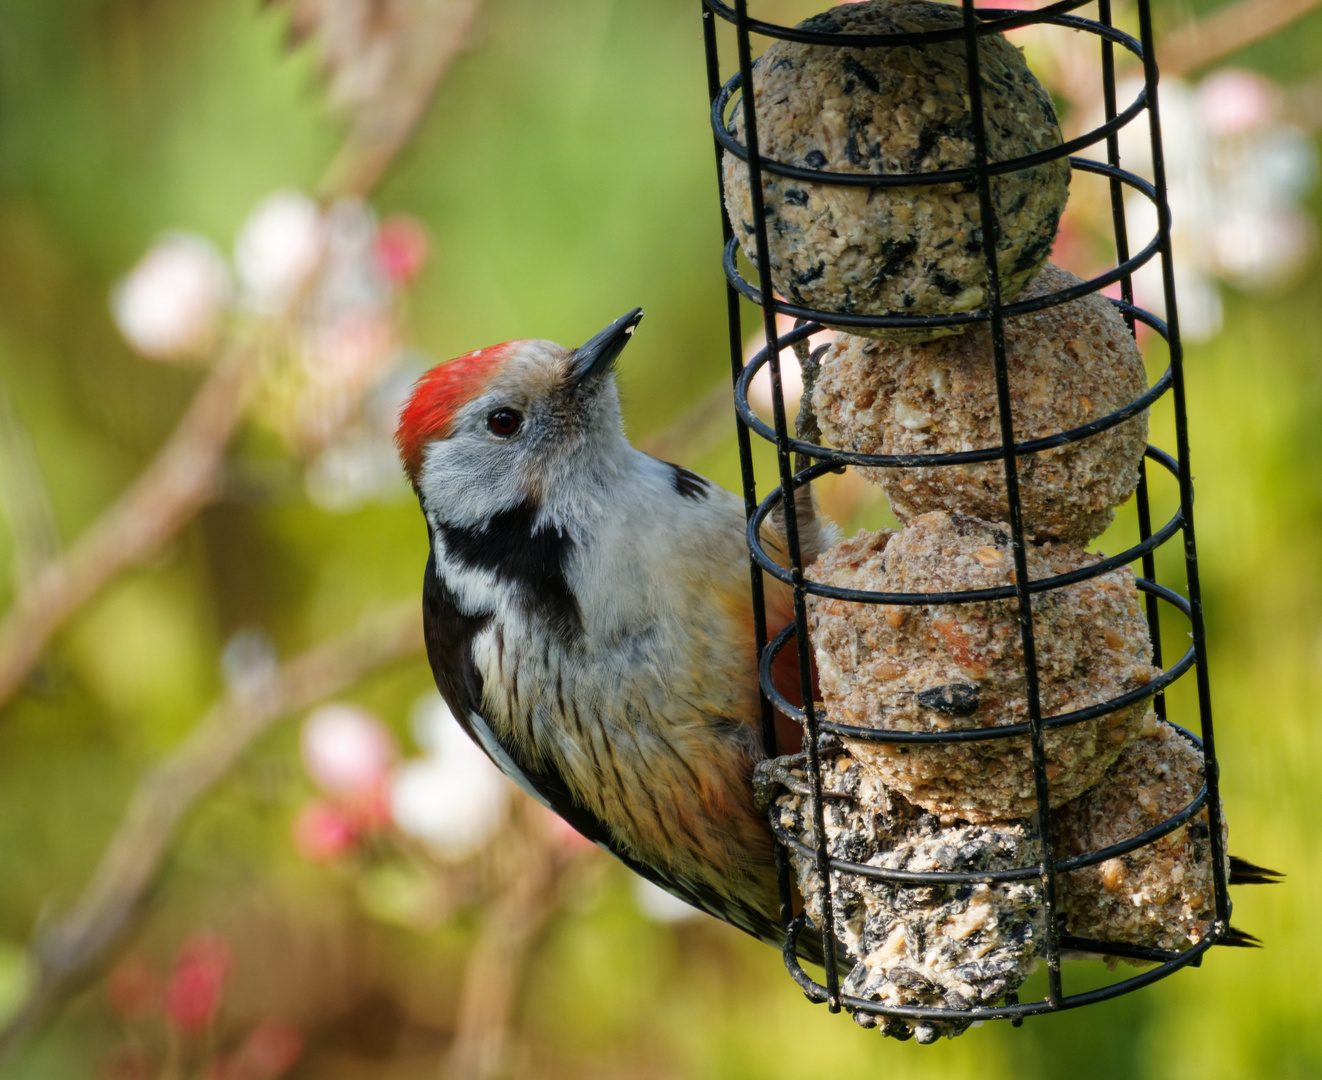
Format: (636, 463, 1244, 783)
(0, 0, 1317, 1076)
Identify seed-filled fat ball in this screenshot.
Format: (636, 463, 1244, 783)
(806, 514, 1160, 822)
(723, 0, 1070, 341)
(1053, 718, 1230, 955)
(762, 746, 1044, 1043)
(756, 745, 916, 962)
(813, 264, 1150, 544)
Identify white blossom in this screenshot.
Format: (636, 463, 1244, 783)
(300, 702, 397, 797)
(234, 190, 325, 313)
(304, 431, 407, 512)
(110, 233, 230, 360)
(632, 878, 702, 924)
(312, 198, 391, 321)
(389, 695, 511, 859)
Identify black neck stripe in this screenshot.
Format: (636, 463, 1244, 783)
(437, 499, 583, 645)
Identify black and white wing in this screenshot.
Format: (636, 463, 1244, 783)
(419, 550, 822, 964)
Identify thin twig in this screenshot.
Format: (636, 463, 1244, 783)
(0, 601, 424, 1061)
(1160, 0, 1322, 78)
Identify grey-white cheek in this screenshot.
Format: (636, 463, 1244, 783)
(417, 435, 542, 524)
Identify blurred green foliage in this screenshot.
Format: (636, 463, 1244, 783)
(0, 0, 1319, 1077)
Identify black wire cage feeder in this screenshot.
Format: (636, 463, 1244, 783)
(702, 0, 1239, 1030)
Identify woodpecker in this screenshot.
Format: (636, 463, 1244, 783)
(396, 309, 833, 955)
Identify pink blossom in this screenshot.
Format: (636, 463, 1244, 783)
(207, 1055, 239, 1080)
(241, 1020, 304, 1077)
(374, 216, 430, 283)
(164, 965, 217, 1031)
(1046, 214, 1094, 280)
(163, 934, 231, 1034)
(541, 805, 596, 852)
(300, 703, 397, 796)
(353, 781, 395, 829)
(210, 1020, 304, 1080)
(1197, 69, 1280, 137)
(292, 799, 361, 861)
(175, 934, 231, 983)
(299, 312, 396, 387)
(1209, 205, 1317, 288)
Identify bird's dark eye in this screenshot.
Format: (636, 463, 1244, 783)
(487, 408, 522, 437)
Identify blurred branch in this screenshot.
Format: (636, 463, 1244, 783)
(0, 0, 484, 711)
(441, 804, 571, 1080)
(317, 0, 486, 200)
(1161, 0, 1322, 78)
(0, 600, 423, 1062)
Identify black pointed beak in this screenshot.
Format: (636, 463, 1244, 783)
(569, 308, 644, 387)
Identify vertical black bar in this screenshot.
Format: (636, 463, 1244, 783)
(702, 0, 795, 932)
(1134, 465, 1167, 719)
(731, 0, 841, 1008)
(1099, 0, 1165, 717)
(960, 0, 1063, 1008)
(1099, 0, 1136, 337)
(1135, 0, 1231, 927)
